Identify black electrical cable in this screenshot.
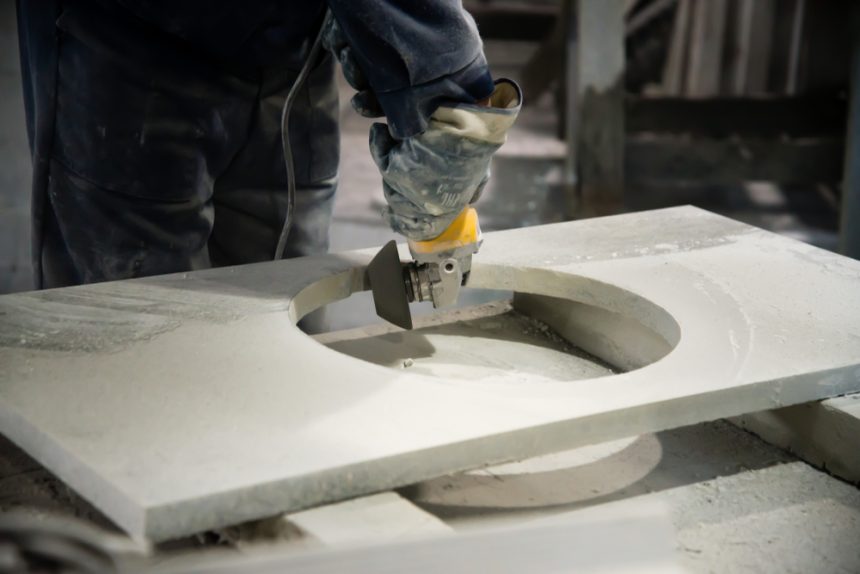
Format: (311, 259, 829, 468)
(274, 9, 332, 261)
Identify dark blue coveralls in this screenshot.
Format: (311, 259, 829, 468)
(16, 0, 494, 288)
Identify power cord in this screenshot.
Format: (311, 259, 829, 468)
(273, 9, 332, 260)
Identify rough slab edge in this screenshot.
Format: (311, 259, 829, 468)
(732, 394, 860, 485)
(0, 403, 144, 539)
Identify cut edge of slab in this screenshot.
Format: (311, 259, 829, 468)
(0, 403, 145, 539)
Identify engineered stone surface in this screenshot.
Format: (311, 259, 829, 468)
(1, 206, 860, 541)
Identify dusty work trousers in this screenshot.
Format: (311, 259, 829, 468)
(17, 1, 340, 289)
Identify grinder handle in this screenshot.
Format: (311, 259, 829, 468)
(407, 207, 482, 256)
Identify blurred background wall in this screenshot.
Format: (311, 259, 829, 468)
(0, 0, 856, 297)
(0, 0, 32, 293)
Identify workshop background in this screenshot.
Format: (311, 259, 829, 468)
(2, 2, 860, 572)
(1, 0, 856, 294)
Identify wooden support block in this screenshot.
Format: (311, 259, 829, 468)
(286, 493, 451, 546)
(573, 0, 626, 217)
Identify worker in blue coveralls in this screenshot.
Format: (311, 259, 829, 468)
(16, 1, 521, 289)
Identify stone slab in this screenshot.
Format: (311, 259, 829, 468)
(2, 206, 860, 541)
(734, 393, 860, 484)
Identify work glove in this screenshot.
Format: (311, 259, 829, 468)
(322, 14, 522, 240)
(321, 16, 383, 118)
(371, 79, 522, 241)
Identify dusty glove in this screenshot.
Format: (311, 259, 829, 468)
(321, 16, 383, 118)
(370, 79, 522, 241)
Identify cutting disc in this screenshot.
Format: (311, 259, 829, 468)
(366, 240, 413, 330)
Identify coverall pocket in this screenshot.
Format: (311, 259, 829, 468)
(46, 158, 213, 283)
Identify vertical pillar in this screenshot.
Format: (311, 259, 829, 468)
(731, 0, 774, 96)
(562, 0, 578, 216)
(785, 0, 806, 95)
(685, 0, 728, 97)
(840, 6, 860, 259)
(573, 0, 625, 218)
(662, 0, 691, 95)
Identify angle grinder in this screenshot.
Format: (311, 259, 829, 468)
(366, 207, 482, 330)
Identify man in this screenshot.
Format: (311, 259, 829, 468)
(16, 0, 521, 289)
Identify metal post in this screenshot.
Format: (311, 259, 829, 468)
(573, 0, 626, 218)
(785, 0, 806, 95)
(563, 0, 578, 218)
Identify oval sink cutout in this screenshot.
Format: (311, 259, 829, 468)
(295, 264, 680, 379)
(316, 301, 618, 383)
